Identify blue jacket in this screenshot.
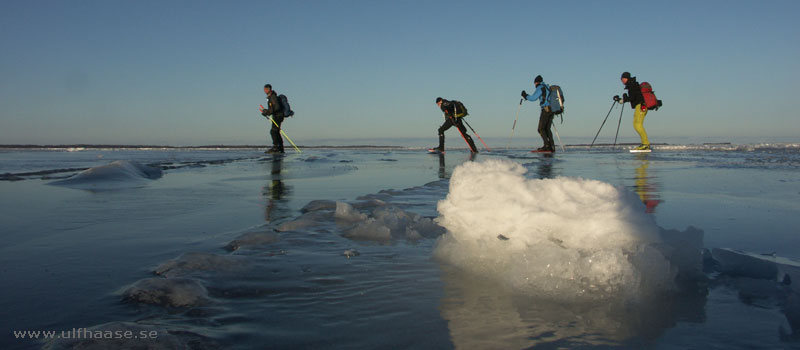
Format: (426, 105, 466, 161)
(525, 83, 550, 108)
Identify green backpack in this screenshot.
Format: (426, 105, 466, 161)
(452, 100, 468, 118)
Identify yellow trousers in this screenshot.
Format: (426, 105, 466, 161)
(633, 104, 649, 145)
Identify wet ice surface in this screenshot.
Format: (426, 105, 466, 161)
(1, 145, 800, 349)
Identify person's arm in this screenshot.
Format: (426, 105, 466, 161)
(262, 94, 281, 116)
(441, 102, 454, 117)
(525, 85, 544, 102)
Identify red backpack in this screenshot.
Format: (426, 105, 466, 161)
(640, 82, 662, 111)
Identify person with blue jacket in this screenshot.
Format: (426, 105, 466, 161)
(521, 75, 555, 152)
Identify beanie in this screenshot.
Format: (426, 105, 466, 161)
(620, 72, 631, 79)
(534, 75, 543, 83)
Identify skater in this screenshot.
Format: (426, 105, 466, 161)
(614, 72, 650, 151)
(430, 97, 478, 153)
(261, 84, 286, 154)
(521, 75, 555, 152)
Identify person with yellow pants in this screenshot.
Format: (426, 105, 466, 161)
(614, 72, 649, 150)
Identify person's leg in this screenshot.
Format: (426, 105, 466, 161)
(270, 116, 285, 152)
(456, 119, 478, 153)
(437, 118, 454, 150)
(633, 105, 649, 147)
(537, 109, 550, 150)
(544, 112, 555, 150)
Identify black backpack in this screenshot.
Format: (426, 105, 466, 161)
(452, 100, 468, 117)
(279, 94, 294, 117)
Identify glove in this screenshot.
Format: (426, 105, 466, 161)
(261, 109, 269, 117)
(613, 95, 620, 102)
(521, 90, 528, 99)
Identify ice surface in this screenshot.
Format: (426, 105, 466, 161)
(225, 231, 280, 251)
(435, 159, 700, 301)
(48, 160, 162, 190)
(154, 252, 247, 277)
(4, 146, 800, 349)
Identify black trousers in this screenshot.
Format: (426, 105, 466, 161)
(269, 115, 285, 150)
(538, 109, 555, 150)
(438, 117, 477, 152)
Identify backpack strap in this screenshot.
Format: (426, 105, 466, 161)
(541, 84, 550, 107)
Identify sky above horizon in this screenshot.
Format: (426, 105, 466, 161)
(1, 0, 798, 146)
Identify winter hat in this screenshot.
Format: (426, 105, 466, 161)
(436, 97, 443, 103)
(534, 75, 543, 83)
(620, 72, 631, 79)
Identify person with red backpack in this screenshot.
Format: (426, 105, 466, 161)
(614, 72, 650, 151)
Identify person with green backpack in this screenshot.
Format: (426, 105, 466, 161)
(429, 97, 478, 153)
(521, 75, 555, 152)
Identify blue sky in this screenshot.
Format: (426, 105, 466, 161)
(1, 0, 798, 145)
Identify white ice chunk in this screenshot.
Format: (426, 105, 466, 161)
(343, 218, 392, 242)
(341, 206, 445, 242)
(713, 248, 800, 292)
(334, 201, 368, 222)
(434, 159, 685, 301)
(712, 248, 779, 280)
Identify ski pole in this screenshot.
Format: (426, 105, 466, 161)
(590, 101, 618, 148)
(552, 120, 565, 152)
(260, 105, 302, 153)
(462, 119, 491, 152)
(613, 103, 624, 149)
(270, 117, 301, 153)
(508, 98, 523, 149)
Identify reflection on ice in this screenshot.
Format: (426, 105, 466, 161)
(631, 154, 661, 213)
(439, 265, 707, 348)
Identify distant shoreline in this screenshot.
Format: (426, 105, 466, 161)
(0, 143, 669, 149)
(0, 144, 411, 150)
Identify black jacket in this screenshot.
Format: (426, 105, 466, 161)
(439, 99, 467, 118)
(262, 91, 284, 118)
(439, 100, 456, 118)
(622, 77, 644, 110)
